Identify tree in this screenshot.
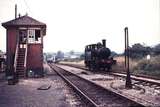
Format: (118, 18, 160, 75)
(80, 54, 85, 60)
(69, 50, 74, 55)
(129, 43, 151, 59)
(153, 44, 160, 55)
(56, 51, 64, 60)
(111, 51, 118, 57)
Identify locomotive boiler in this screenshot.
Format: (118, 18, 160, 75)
(84, 39, 115, 71)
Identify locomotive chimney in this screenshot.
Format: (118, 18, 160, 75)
(102, 39, 106, 47)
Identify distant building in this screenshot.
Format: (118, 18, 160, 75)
(63, 52, 82, 60)
(0, 51, 6, 72)
(2, 15, 47, 78)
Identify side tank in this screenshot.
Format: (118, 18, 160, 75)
(98, 47, 111, 59)
(98, 39, 111, 59)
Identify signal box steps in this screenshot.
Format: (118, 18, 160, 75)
(15, 48, 26, 78)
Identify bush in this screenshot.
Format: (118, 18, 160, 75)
(134, 55, 160, 71)
(133, 55, 160, 78)
(129, 43, 151, 59)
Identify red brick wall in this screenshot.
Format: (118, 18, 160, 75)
(27, 44, 43, 70)
(7, 28, 17, 54)
(6, 28, 17, 71)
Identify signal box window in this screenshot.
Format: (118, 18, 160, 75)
(19, 30, 27, 44)
(28, 30, 35, 43)
(28, 29, 41, 44)
(35, 30, 41, 43)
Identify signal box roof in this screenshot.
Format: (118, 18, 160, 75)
(2, 15, 46, 28)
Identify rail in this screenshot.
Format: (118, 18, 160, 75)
(49, 63, 98, 107)
(49, 63, 145, 107)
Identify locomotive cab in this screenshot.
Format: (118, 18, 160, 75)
(85, 44, 97, 68)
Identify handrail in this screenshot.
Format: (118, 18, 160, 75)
(14, 37, 19, 73)
(24, 44, 28, 67)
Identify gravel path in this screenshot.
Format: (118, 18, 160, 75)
(0, 64, 85, 107)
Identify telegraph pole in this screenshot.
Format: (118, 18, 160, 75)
(124, 27, 132, 89)
(124, 28, 127, 67)
(15, 4, 17, 19)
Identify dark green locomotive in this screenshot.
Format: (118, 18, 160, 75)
(84, 39, 115, 71)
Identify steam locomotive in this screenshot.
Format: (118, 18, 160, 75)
(84, 39, 115, 71)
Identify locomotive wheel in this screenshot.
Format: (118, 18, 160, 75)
(89, 66, 91, 71)
(107, 66, 111, 72)
(96, 67, 100, 71)
(90, 64, 96, 72)
(90, 66, 94, 72)
(102, 67, 105, 71)
(88, 64, 93, 71)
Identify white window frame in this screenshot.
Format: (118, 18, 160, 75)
(27, 28, 41, 44)
(28, 29, 35, 43)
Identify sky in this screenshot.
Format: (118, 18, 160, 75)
(0, 0, 160, 53)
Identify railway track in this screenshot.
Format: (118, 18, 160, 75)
(59, 63, 160, 87)
(48, 63, 144, 107)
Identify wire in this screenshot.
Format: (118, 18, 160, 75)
(23, 0, 33, 15)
